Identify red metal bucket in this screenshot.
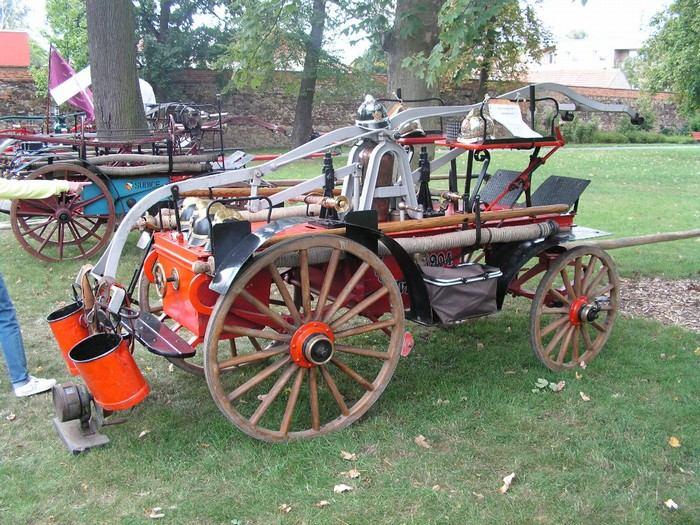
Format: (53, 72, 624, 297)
(47, 302, 88, 376)
(69, 333, 149, 411)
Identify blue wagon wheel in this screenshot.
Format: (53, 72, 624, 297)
(9, 164, 116, 263)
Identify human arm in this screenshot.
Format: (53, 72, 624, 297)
(0, 179, 90, 199)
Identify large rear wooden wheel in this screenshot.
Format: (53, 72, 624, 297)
(203, 234, 405, 442)
(530, 246, 620, 371)
(10, 164, 115, 262)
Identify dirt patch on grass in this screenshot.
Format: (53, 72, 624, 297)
(620, 277, 700, 333)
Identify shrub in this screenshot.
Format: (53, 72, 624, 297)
(593, 131, 630, 143)
(688, 114, 700, 132)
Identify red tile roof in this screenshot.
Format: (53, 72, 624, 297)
(0, 31, 30, 67)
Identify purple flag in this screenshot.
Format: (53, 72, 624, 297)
(48, 46, 95, 121)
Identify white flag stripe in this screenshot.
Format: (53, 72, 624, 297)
(50, 66, 92, 105)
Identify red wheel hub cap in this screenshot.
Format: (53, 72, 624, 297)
(290, 321, 335, 368)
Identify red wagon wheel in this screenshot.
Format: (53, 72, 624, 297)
(530, 246, 620, 371)
(203, 234, 405, 442)
(9, 164, 115, 262)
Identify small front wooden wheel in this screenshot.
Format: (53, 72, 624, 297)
(203, 234, 405, 442)
(530, 246, 620, 371)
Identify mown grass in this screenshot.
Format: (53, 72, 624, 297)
(0, 145, 698, 524)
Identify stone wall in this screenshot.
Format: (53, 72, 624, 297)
(0, 67, 44, 117)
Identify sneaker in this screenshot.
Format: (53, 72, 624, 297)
(14, 376, 57, 398)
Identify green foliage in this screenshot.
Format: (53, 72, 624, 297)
(561, 118, 598, 144)
(688, 113, 700, 132)
(44, 0, 89, 69)
(134, 0, 231, 98)
(404, 0, 551, 89)
(29, 40, 49, 99)
(561, 118, 695, 144)
(635, 0, 700, 116)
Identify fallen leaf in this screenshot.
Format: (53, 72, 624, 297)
(663, 499, 679, 510)
(414, 434, 432, 449)
(436, 398, 450, 405)
(549, 380, 566, 392)
(504, 369, 516, 375)
(476, 342, 484, 351)
(432, 484, 440, 491)
(5, 413, 16, 421)
(575, 371, 582, 380)
(579, 361, 587, 369)
(334, 483, 353, 494)
(678, 467, 694, 475)
(278, 503, 292, 513)
(138, 430, 151, 439)
(612, 392, 622, 398)
(145, 366, 152, 372)
(668, 436, 682, 448)
(498, 472, 516, 494)
(342, 469, 360, 479)
(579, 391, 591, 402)
(531, 388, 540, 393)
(694, 347, 700, 356)
(314, 500, 331, 508)
(168, 363, 174, 373)
(147, 507, 165, 519)
(472, 491, 484, 500)
(535, 378, 549, 389)
(340, 450, 356, 461)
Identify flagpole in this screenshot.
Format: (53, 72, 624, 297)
(46, 44, 53, 134)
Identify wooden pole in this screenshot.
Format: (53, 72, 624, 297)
(564, 229, 700, 250)
(263, 204, 569, 246)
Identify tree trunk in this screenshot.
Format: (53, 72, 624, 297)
(158, 0, 171, 43)
(383, 0, 443, 102)
(86, 0, 148, 140)
(290, 0, 327, 147)
(475, 26, 497, 100)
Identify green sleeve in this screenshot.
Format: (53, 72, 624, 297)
(0, 179, 71, 199)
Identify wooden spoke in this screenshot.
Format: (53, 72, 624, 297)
(591, 283, 615, 298)
(309, 367, 320, 431)
(591, 321, 606, 333)
(66, 222, 87, 256)
(560, 268, 576, 299)
(239, 289, 295, 333)
(222, 324, 291, 343)
(549, 288, 570, 305)
(320, 365, 349, 416)
(249, 364, 297, 426)
(581, 255, 598, 293)
(37, 222, 59, 254)
(581, 325, 594, 352)
(541, 307, 569, 315)
(335, 318, 396, 339)
(540, 314, 570, 338)
(584, 265, 607, 297)
(335, 344, 390, 360)
(574, 257, 583, 296)
(298, 249, 313, 320)
(267, 264, 302, 325)
(227, 356, 291, 402)
(322, 262, 370, 322)
(280, 367, 306, 434)
(331, 357, 375, 391)
(314, 249, 341, 320)
(543, 322, 571, 357)
(330, 286, 389, 331)
(556, 325, 575, 365)
(572, 326, 580, 361)
(217, 346, 288, 372)
(22, 218, 53, 236)
(248, 337, 263, 352)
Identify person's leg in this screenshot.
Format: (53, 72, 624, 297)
(0, 271, 29, 388)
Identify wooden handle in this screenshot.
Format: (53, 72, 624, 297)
(180, 187, 341, 198)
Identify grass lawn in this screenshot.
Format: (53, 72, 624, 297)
(0, 145, 698, 524)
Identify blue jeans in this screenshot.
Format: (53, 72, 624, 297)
(0, 272, 29, 388)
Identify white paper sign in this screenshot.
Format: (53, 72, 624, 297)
(488, 101, 542, 139)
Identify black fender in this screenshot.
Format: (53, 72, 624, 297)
(486, 234, 567, 309)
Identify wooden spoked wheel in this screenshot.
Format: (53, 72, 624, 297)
(203, 234, 405, 442)
(10, 164, 115, 262)
(530, 246, 620, 371)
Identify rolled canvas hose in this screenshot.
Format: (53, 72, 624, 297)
(272, 221, 559, 266)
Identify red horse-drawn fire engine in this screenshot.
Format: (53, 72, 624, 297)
(44, 84, 699, 450)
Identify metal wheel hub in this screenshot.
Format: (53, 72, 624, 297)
(569, 295, 600, 325)
(55, 208, 71, 223)
(290, 321, 335, 368)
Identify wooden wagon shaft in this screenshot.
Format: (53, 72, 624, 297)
(263, 203, 569, 246)
(180, 187, 342, 198)
(565, 229, 700, 250)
